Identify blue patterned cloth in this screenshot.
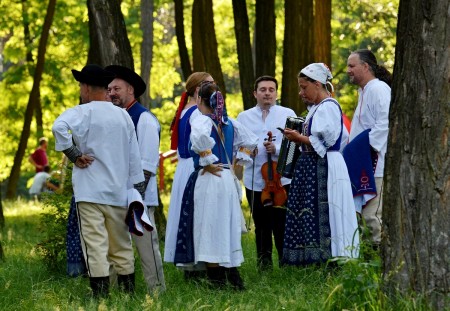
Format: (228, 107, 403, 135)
(173, 168, 200, 264)
(282, 152, 332, 266)
(66, 196, 86, 277)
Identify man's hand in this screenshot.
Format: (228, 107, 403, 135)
(74, 154, 94, 169)
(263, 141, 276, 154)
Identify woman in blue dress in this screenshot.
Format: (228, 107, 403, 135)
(282, 63, 359, 266)
(174, 82, 258, 289)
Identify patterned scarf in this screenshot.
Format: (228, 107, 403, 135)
(206, 91, 228, 126)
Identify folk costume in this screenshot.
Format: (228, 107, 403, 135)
(237, 104, 296, 269)
(348, 78, 391, 244)
(105, 65, 166, 292)
(282, 98, 360, 265)
(52, 64, 144, 296)
(174, 99, 257, 271)
(164, 93, 201, 263)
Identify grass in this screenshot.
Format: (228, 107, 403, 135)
(0, 197, 429, 311)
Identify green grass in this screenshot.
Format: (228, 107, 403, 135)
(0, 198, 429, 311)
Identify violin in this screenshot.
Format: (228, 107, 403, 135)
(261, 131, 288, 207)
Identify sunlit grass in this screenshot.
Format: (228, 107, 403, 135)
(0, 198, 428, 310)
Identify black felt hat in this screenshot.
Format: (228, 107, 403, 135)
(71, 64, 116, 88)
(105, 65, 146, 98)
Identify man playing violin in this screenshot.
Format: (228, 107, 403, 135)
(236, 76, 296, 271)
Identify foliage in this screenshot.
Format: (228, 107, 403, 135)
(331, 0, 399, 117)
(0, 0, 399, 190)
(324, 256, 383, 310)
(35, 164, 72, 271)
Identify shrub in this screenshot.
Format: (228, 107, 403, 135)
(35, 164, 72, 271)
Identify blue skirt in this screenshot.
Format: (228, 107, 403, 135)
(174, 168, 200, 264)
(282, 152, 332, 265)
(66, 196, 86, 276)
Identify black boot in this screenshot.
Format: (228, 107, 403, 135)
(118, 273, 135, 294)
(225, 267, 245, 291)
(206, 266, 226, 288)
(89, 276, 109, 298)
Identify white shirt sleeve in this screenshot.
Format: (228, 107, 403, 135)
(190, 115, 219, 166)
(52, 106, 85, 151)
(309, 102, 342, 158)
(367, 86, 390, 152)
(136, 112, 160, 174)
(230, 118, 258, 167)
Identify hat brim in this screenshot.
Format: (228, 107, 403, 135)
(105, 65, 146, 98)
(72, 69, 115, 88)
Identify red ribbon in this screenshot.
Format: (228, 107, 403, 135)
(170, 91, 189, 150)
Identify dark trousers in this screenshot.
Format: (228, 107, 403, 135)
(246, 185, 289, 268)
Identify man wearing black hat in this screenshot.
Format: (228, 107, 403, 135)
(52, 64, 145, 297)
(106, 65, 166, 293)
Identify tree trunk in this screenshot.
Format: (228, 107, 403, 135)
(191, 0, 205, 72)
(5, 0, 56, 199)
(174, 0, 192, 81)
(87, 0, 134, 68)
(232, 0, 254, 111)
(383, 0, 450, 309)
(191, 0, 226, 96)
(281, 0, 314, 113)
(254, 0, 276, 78)
(140, 0, 154, 109)
(22, 0, 44, 139)
(314, 0, 331, 68)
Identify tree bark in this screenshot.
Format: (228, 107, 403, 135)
(314, 0, 331, 68)
(191, 0, 226, 96)
(5, 0, 56, 199)
(383, 0, 450, 308)
(140, 0, 154, 108)
(192, 0, 205, 72)
(87, 0, 134, 68)
(254, 0, 276, 78)
(174, 0, 192, 81)
(22, 0, 44, 139)
(281, 0, 314, 113)
(232, 0, 254, 111)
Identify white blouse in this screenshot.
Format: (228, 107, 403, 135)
(190, 115, 258, 167)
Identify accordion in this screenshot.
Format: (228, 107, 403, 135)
(276, 116, 305, 179)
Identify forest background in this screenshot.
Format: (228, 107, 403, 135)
(0, 0, 398, 197)
(1, 0, 449, 309)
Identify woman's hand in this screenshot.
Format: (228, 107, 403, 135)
(283, 128, 303, 144)
(202, 164, 223, 177)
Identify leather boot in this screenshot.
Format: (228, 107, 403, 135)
(89, 276, 109, 298)
(118, 273, 135, 294)
(225, 267, 245, 291)
(206, 266, 226, 288)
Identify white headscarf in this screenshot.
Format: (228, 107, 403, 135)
(300, 63, 334, 93)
